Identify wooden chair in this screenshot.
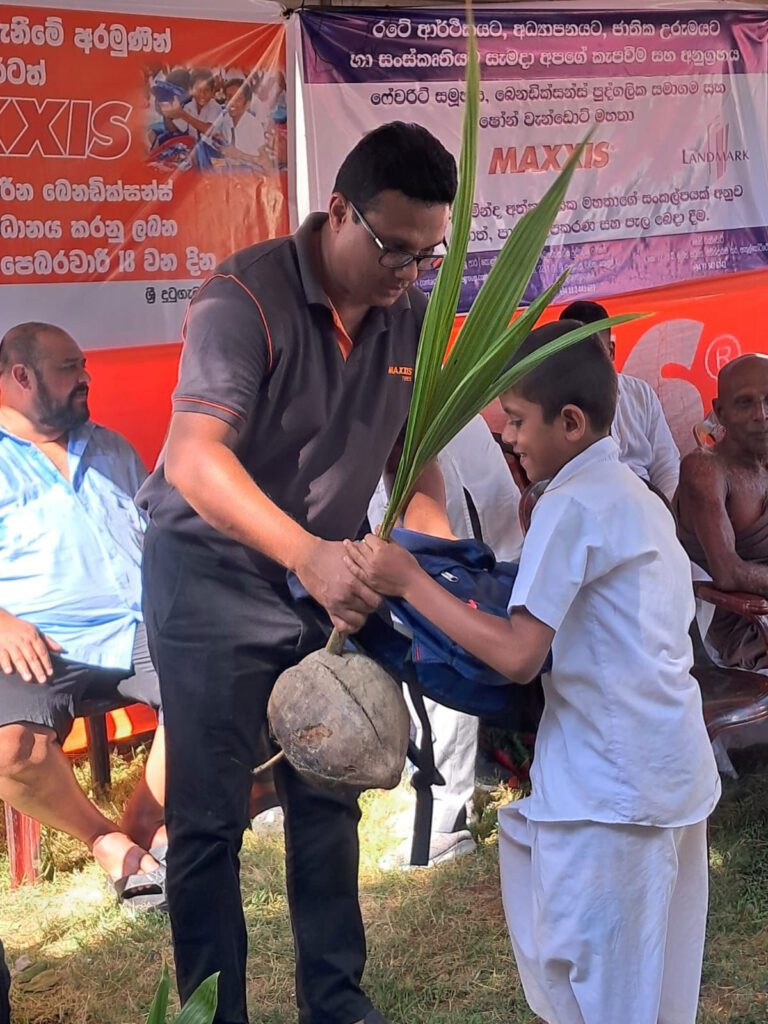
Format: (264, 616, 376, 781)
(3, 699, 157, 887)
(690, 583, 768, 743)
(516, 480, 768, 746)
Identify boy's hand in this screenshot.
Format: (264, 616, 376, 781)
(343, 535, 420, 598)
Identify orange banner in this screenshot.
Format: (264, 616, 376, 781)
(462, 268, 768, 463)
(546, 269, 768, 459)
(83, 269, 768, 473)
(0, 5, 287, 345)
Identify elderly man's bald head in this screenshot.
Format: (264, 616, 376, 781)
(714, 353, 768, 458)
(0, 322, 72, 374)
(717, 353, 768, 402)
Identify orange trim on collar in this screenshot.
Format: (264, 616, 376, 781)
(329, 305, 354, 361)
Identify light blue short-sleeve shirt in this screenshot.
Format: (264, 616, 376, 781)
(0, 421, 146, 670)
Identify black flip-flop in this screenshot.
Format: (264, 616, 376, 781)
(113, 865, 167, 911)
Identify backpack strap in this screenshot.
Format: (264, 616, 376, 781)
(405, 676, 445, 866)
(463, 486, 484, 543)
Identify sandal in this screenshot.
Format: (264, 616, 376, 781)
(113, 865, 167, 911)
(148, 841, 168, 865)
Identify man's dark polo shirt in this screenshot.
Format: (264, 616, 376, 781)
(137, 213, 426, 581)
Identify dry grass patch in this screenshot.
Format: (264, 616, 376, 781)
(0, 747, 766, 1023)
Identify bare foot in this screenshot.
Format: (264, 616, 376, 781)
(146, 824, 168, 853)
(119, 792, 164, 852)
(121, 817, 168, 857)
(91, 831, 160, 882)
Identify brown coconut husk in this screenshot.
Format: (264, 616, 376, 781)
(266, 646, 410, 790)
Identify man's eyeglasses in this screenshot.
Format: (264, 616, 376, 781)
(347, 199, 446, 272)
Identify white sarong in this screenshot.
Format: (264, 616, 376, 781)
(498, 803, 709, 1024)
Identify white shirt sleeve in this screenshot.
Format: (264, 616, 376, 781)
(209, 111, 232, 142)
(644, 388, 680, 501)
(439, 416, 523, 559)
(177, 98, 221, 137)
(367, 477, 390, 535)
(509, 492, 592, 631)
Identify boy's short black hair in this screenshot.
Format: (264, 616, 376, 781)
(190, 67, 215, 90)
(560, 299, 608, 325)
(225, 77, 252, 102)
(507, 321, 617, 434)
(333, 122, 457, 213)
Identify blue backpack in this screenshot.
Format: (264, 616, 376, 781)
(286, 528, 547, 864)
(289, 528, 546, 717)
(355, 528, 544, 717)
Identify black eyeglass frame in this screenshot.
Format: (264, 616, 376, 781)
(346, 199, 447, 272)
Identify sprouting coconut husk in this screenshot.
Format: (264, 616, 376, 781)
(267, 648, 410, 790)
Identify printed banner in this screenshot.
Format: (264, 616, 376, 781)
(0, 5, 287, 347)
(298, 6, 768, 311)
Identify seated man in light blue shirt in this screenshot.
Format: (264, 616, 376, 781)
(0, 322, 166, 908)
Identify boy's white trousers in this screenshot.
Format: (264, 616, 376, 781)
(498, 804, 709, 1024)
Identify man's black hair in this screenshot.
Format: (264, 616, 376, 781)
(507, 321, 617, 434)
(333, 122, 457, 212)
(560, 299, 609, 325)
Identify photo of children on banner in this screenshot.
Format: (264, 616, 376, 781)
(146, 64, 287, 175)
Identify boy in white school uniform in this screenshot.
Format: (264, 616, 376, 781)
(162, 68, 221, 140)
(345, 321, 720, 1024)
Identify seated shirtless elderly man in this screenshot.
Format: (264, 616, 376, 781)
(0, 322, 166, 908)
(676, 353, 768, 672)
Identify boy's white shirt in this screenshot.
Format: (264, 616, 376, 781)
(174, 97, 222, 137)
(218, 110, 265, 156)
(613, 373, 680, 500)
(510, 436, 720, 828)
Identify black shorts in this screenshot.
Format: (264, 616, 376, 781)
(0, 622, 162, 744)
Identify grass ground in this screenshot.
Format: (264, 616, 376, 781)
(0, 745, 766, 1024)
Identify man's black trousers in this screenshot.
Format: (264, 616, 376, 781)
(143, 528, 374, 1024)
(0, 940, 10, 1024)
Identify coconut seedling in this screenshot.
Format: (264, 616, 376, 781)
(264, 9, 640, 791)
(146, 966, 218, 1023)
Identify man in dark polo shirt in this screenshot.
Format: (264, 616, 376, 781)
(137, 122, 457, 1024)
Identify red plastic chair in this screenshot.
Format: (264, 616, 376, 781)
(690, 583, 768, 743)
